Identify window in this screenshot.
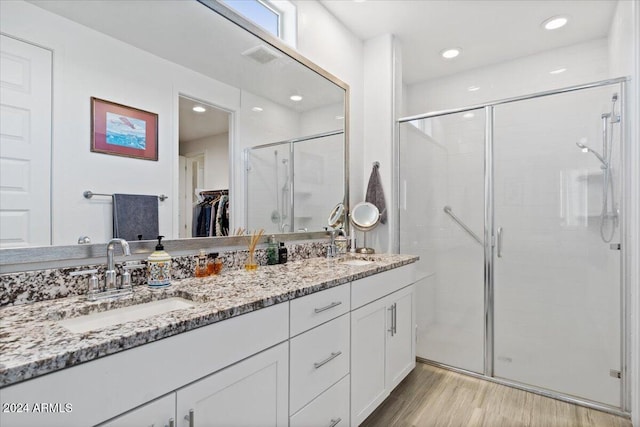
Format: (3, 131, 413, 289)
(221, 0, 296, 47)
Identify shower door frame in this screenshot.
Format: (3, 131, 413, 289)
(396, 77, 630, 416)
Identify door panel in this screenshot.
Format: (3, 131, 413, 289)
(176, 342, 288, 427)
(0, 35, 52, 247)
(399, 110, 485, 374)
(492, 85, 621, 406)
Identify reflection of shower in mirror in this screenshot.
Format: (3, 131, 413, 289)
(272, 150, 292, 232)
(576, 93, 620, 243)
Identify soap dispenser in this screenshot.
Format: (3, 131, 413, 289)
(147, 236, 172, 288)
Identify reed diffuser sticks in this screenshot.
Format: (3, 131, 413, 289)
(245, 229, 264, 270)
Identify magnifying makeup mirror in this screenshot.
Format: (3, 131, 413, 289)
(328, 203, 345, 229)
(350, 202, 380, 254)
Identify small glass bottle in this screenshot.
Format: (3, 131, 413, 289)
(207, 253, 223, 275)
(196, 249, 207, 277)
(267, 235, 278, 265)
(278, 242, 288, 264)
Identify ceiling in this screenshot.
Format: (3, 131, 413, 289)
(320, 0, 617, 85)
(179, 97, 229, 142)
(30, 0, 344, 113)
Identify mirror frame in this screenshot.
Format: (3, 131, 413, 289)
(0, 0, 349, 271)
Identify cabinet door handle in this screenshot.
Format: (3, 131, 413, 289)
(388, 303, 397, 336)
(314, 301, 342, 313)
(393, 303, 397, 335)
(313, 351, 342, 369)
(497, 227, 503, 258)
(184, 409, 194, 427)
(168, 419, 175, 427)
(328, 417, 342, 427)
(388, 306, 394, 336)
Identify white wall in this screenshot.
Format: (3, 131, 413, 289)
(406, 38, 609, 115)
(294, 0, 365, 219)
(361, 34, 396, 253)
(179, 133, 229, 191)
(0, 0, 241, 245)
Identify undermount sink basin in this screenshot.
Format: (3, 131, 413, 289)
(339, 259, 374, 266)
(58, 297, 196, 333)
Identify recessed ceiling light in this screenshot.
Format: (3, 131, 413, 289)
(192, 106, 206, 113)
(290, 95, 303, 102)
(441, 48, 461, 59)
(542, 16, 568, 30)
(549, 67, 567, 74)
(467, 86, 480, 92)
(463, 112, 475, 119)
(252, 106, 264, 112)
(335, 115, 344, 120)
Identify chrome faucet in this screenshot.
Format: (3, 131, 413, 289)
(105, 238, 131, 290)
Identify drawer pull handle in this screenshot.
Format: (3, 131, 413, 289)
(328, 417, 342, 427)
(314, 301, 342, 313)
(184, 409, 194, 427)
(313, 351, 342, 369)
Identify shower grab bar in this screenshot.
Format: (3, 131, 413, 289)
(443, 206, 482, 245)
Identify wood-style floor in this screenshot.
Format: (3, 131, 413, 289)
(361, 362, 632, 427)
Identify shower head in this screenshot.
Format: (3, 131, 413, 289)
(576, 142, 607, 167)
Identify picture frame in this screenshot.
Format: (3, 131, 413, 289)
(91, 97, 158, 161)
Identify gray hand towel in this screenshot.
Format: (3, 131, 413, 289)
(113, 193, 159, 241)
(365, 163, 387, 224)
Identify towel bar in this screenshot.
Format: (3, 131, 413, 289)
(83, 191, 168, 201)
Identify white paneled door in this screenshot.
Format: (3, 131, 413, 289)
(0, 35, 52, 247)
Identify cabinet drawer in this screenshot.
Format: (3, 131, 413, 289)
(290, 314, 350, 414)
(290, 374, 349, 427)
(290, 283, 350, 336)
(352, 263, 418, 309)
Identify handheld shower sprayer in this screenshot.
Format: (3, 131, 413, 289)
(575, 141, 607, 168)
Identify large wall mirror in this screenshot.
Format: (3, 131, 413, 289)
(0, 0, 348, 258)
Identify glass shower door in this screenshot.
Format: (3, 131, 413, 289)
(492, 85, 622, 406)
(399, 109, 485, 374)
(246, 143, 291, 234)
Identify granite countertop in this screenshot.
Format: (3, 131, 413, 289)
(0, 254, 418, 387)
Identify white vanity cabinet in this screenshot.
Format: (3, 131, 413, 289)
(99, 342, 288, 427)
(350, 265, 417, 426)
(98, 395, 176, 427)
(0, 303, 289, 427)
(0, 262, 419, 427)
(176, 342, 289, 427)
(289, 283, 351, 427)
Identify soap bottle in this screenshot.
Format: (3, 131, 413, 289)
(207, 252, 223, 275)
(267, 235, 278, 265)
(278, 242, 288, 264)
(147, 236, 171, 288)
(196, 249, 207, 277)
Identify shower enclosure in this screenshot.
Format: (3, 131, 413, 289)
(398, 78, 627, 413)
(245, 130, 344, 234)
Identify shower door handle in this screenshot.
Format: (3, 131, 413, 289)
(497, 227, 503, 258)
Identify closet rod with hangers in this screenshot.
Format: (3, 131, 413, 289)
(199, 189, 229, 196)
